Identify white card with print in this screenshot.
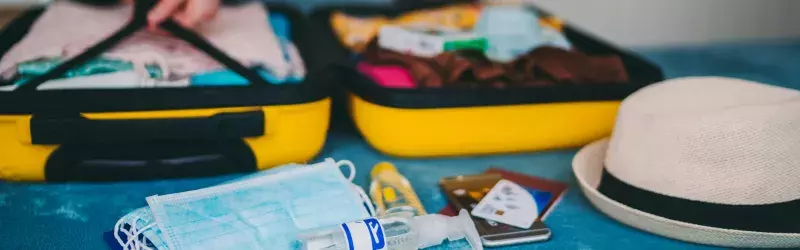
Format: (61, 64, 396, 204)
(471, 179, 538, 229)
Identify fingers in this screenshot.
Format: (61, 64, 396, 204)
(140, 0, 220, 31)
(174, 0, 221, 29)
(147, 0, 186, 30)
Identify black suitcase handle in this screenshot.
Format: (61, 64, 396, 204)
(17, 0, 271, 91)
(44, 140, 258, 182)
(30, 110, 265, 145)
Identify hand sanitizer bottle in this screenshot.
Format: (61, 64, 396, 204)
(295, 209, 483, 250)
(369, 162, 427, 218)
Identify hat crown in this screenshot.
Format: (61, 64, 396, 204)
(605, 77, 800, 205)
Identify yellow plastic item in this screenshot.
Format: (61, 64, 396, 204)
(370, 161, 398, 178)
(369, 161, 427, 216)
(539, 16, 565, 32)
(350, 94, 620, 157)
(330, 4, 481, 52)
(382, 187, 398, 202)
(0, 98, 330, 181)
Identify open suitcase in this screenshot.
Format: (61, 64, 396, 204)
(0, 1, 333, 181)
(312, 1, 664, 158)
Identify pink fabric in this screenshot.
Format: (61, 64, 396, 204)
(0, 1, 290, 80)
(357, 62, 416, 89)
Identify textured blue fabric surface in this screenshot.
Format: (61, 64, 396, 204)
(1, 40, 799, 250)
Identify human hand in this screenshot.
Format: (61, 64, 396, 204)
(123, 0, 221, 31)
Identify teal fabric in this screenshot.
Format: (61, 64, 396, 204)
(1, 40, 798, 249)
(14, 57, 164, 85)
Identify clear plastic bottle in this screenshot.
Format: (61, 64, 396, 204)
(369, 162, 427, 218)
(295, 209, 482, 250)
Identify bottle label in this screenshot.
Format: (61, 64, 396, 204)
(341, 218, 386, 250)
(378, 25, 484, 58)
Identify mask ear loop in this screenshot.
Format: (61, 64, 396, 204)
(114, 215, 156, 250)
(335, 160, 378, 217)
(336, 160, 357, 182)
(353, 185, 377, 217)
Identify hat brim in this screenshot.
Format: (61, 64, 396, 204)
(573, 138, 800, 248)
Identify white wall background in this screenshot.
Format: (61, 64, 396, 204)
(530, 0, 800, 47)
(1, 0, 798, 47)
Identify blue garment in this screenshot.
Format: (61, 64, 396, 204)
(270, 13, 292, 40)
(139, 159, 371, 250)
(475, 5, 541, 62)
(540, 26, 572, 50)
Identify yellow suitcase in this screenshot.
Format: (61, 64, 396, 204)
(312, 3, 664, 158)
(0, 3, 331, 181)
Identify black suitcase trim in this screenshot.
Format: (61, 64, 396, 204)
(311, 3, 664, 109)
(30, 110, 266, 145)
(44, 139, 257, 182)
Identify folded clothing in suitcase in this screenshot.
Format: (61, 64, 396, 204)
(311, 1, 664, 157)
(0, 1, 332, 181)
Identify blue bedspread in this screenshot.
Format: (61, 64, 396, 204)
(1, 37, 799, 250)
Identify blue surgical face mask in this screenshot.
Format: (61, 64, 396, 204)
(142, 158, 373, 250)
(114, 163, 314, 250)
(114, 159, 374, 250)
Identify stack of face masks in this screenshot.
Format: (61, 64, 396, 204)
(110, 158, 375, 250)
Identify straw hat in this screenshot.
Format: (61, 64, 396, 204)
(572, 77, 800, 248)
